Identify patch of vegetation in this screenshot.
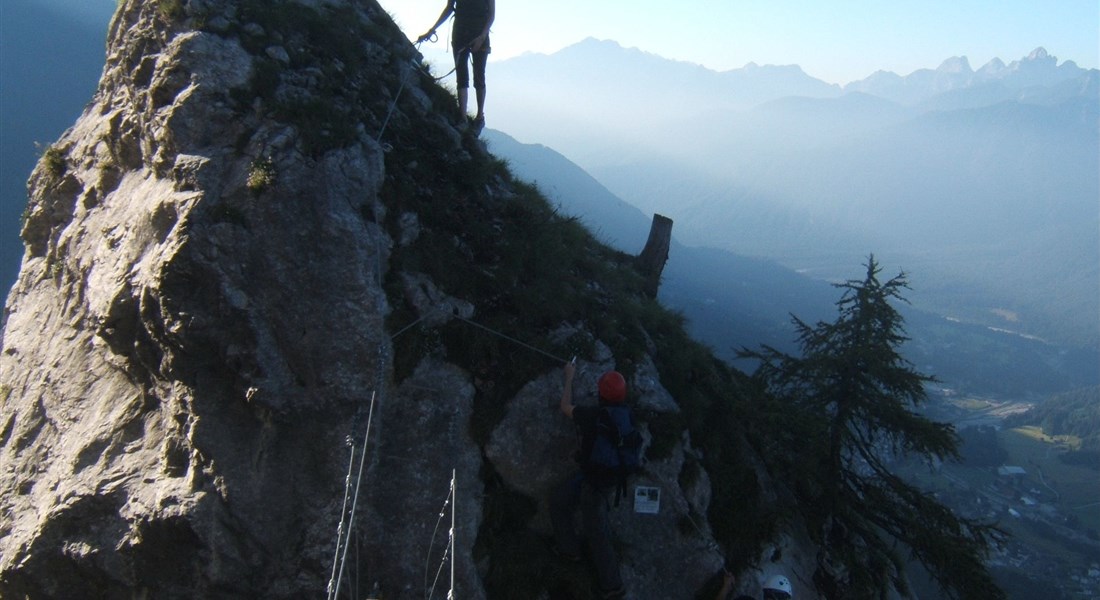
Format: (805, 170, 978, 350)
(951, 397, 1000, 411)
(156, 0, 183, 20)
(37, 143, 67, 178)
(47, 257, 65, 279)
(246, 157, 276, 194)
(1012, 425, 1082, 449)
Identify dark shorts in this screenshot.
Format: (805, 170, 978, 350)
(452, 16, 491, 53)
(452, 18, 489, 89)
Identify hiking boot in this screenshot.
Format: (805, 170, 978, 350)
(470, 114, 485, 133)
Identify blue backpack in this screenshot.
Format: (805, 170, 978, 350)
(583, 406, 643, 501)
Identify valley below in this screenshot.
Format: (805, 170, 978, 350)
(906, 393, 1100, 599)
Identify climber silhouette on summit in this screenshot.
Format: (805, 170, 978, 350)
(418, 0, 495, 132)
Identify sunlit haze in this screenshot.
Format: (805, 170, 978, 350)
(385, 0, 1099, 84)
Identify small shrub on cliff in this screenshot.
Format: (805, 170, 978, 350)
(156, 0, 183, 20)
(36, 143, 67, 177)
(246, 157, 276, 193)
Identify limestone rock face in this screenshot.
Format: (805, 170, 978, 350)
(0, 1, 817, 599)
(2, 1, 397, 597)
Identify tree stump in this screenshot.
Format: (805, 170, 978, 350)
(637, 214, 673, 298)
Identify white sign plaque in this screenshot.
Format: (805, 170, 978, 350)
(633, 486, 661, 514)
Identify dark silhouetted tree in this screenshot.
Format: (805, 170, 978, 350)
(741, 256, 1006, 600)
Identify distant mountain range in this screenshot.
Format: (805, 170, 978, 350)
(488, 39, 1100, 349)
(482, 129, 1099, 395)
(847, 47, 1097, 106)
(2, 10, 1097, 358)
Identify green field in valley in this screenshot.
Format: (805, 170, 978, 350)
(1000, 427, 1099, 534)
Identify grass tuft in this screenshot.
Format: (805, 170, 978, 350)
(37, 143, 67, 177)
(246, 157, 276, 193)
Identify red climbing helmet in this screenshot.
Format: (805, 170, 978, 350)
(597, 371, 627, 403)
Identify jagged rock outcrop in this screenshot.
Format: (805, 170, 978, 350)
(0, 1, 816, 598)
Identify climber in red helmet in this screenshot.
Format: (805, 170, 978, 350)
(550, 360, 639, 600)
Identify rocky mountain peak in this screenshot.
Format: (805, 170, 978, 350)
(1011, 46, 1058, 72)
(937, 55, 973, 74)
(1026, 46, 1052, 62)
(0, 1, 809, 598)
(977, 56, 1007, 76)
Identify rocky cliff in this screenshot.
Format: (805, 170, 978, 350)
(0, 1, 816, 598)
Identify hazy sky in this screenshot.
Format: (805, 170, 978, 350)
(386, 0, 1099, 84)
(26, 0, 1100, 85)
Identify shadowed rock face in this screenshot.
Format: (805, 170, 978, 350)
(0, 1, 814, 598)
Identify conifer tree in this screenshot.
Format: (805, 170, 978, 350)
(741, 256, 1006, 599)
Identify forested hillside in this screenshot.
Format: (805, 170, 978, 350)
(1005, 387, 1100, 451)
